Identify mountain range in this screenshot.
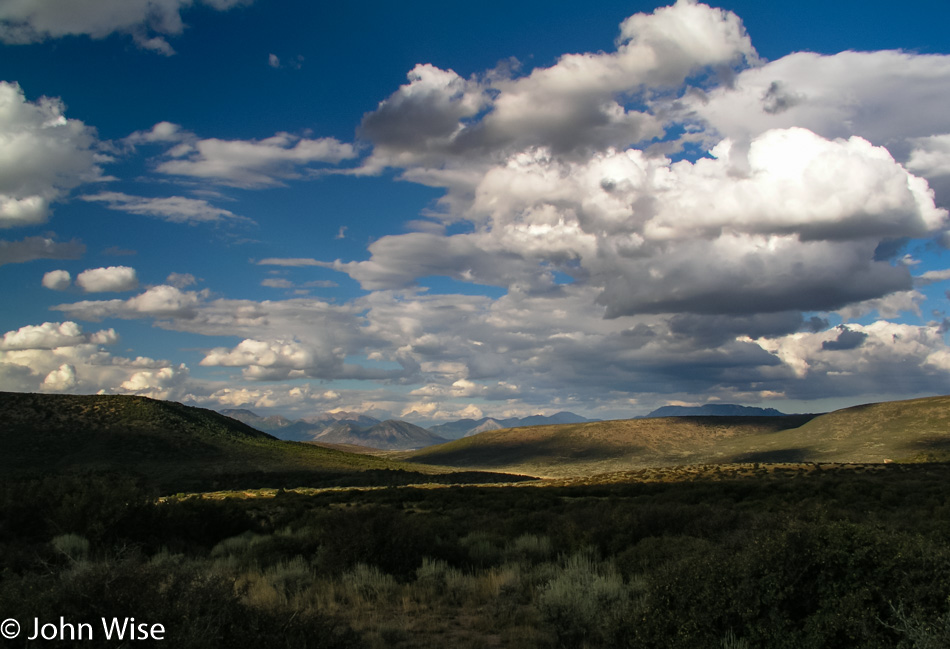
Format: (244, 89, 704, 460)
(427, 411, 596, 439)
(220, 409, 598, 450)
(220, 409, 447, 450)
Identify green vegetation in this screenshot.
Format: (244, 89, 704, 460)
(3, 465, 950, 647)
(4, 392, 950, 646)
(0, 392, 526, 492)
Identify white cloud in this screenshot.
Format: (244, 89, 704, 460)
(201, 338, 315, 370)
(0, 82, 103, 228)
(120, 364, 189, 396)
(747, 321, 950, 398)
(0, 0, 252, 55)
(197, 384, 340, 410)
(155, 132, 357, 187)
(360, 0, 756, 174)
(199, 335, 413, 382)
(333, 127, 945, 316)
(915, 268, 950, 286)
(81, 191, 251, 225)
(0, 320, 193, 399)
(76, 266, 139, 293)
(41, 363, 78, 391)
(54, 284, 203, 321)
(687, 50, 950, 153)
(126, 284, 200, 316)
(42, 269, 71, 290)
(268, 53, 280, 68)
(123, 121, 190, 146)
(0, 321, 115, 350)
(17, 1, 950, 417)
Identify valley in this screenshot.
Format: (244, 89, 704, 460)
(2, 391, 950, 648)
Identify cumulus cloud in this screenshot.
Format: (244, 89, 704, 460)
(342, 9, 950, 331)
(81, 191, 251, 225)
(22, 1, 950, 416)
(334, 127, 945, 316)
(907, 134, 950, 178)
(54, 284, 203, 321)
(0, 82, 103, 228)
(155, 132, 357, 187)
(42, 269, 71, 290)
(197, 384, 340, 410)
(748, 321, 950, 398)
(40, 363, 78, 391)
(361, 0, 756, 172)
(686, 50, 950, 155)
(76, 266, 139, 293)
(199, 336, 414, 381)
(0, 0, 252, 55)
(0, 320, 192, 398)
(0, 236, 85, 265)
(0, 321, 116, 350)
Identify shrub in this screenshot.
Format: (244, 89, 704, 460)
(341, 563, 397, 603)
(538, 551, 642, 649)
(50, 534, 90, 562)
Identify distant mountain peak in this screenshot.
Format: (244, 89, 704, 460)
(644, 404, 786, 418)
(430, 411, 596, 439)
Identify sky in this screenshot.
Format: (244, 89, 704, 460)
(3, 0, 950, 422)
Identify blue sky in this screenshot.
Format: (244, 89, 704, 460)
(3, 0, 950, 421)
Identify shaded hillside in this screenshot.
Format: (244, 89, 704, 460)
(405, 415, 815, 478)
(0, 392, 482, 492)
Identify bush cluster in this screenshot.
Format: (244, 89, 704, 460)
(3, 466, 950, 648)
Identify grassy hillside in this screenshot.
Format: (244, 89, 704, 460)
(0, 392, 518, 492)
(716, 394, 950, 464)
(405, 395, 950, 477)
(404, 414, 815, 478)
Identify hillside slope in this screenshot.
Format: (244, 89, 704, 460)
(405, 415, 815, 477)
(0, 392, 452, 492)
(405, 395, 950, 477)
(716, 395, 950, 464)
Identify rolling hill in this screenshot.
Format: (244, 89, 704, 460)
(715, 395, 950, 464)
(404, 395, 950, 478)
(0, 392, 519, 492)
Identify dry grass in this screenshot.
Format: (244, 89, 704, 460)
(403, 395, 950, 478)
